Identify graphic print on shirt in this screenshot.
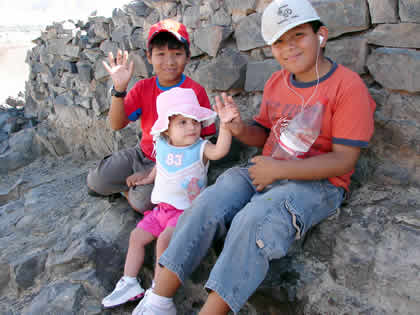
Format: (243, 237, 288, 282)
(181, 176, 206, 202)
(266, 100, 300, 154)
(163, 152, 204, 201)
(166, 153, 183, 166)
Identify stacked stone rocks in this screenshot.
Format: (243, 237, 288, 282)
(23, 0, 420, 186)
(0, 0, 417, 314)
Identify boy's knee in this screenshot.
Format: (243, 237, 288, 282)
(217, 167, 244, 185)
(230, 208, 260, 232)
(86, 172, 105, 196)
(127, 185, 154, 213)
(86, 170, 112, 195)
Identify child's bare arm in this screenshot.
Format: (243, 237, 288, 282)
(203, 97, 239, 160)
(126, 166, 156, 187)
(103, 49, 134, 130)
(248, 144, 360, 191)
(203, 124, 233, 161)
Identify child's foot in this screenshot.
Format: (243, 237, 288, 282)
(132, 289, 176, 315)
(102, 277, 145, 308)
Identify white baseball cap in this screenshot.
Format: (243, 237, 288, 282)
(262, 0, 321, 45)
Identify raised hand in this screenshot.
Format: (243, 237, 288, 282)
(102, 49, 134, 92)
(214, 93, 243, 135)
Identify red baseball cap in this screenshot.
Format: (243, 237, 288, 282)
(147, 19, 190, 48)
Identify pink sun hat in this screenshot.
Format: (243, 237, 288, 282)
(151, 87, 217, 137)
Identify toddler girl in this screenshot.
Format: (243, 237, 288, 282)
(102, 87, 237, 308)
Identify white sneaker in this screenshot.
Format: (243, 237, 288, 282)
(102, 277, 145, 308)
(132, 289, 176, 315)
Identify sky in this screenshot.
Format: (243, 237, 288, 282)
(0, 0, 131, 26)
(0, 0, 131, 103)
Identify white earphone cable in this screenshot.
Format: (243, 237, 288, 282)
(284, 36, 321, 110)
(273, 36, 322, 141)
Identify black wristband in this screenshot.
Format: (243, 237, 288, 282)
(111, 87, 127, 98)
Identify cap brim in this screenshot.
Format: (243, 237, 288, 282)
(266, 17, 320, 45)
(147, 30, 187, 47)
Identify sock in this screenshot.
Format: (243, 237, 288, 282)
(148, 291, 173, 306)
(122, 276, 137, 283)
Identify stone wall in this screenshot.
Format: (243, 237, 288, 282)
(24, 0, 420, 187)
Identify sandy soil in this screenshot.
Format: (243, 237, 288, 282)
(0, 43, 33, 104)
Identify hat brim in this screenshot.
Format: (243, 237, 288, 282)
(265, 17, 320, 45)
(147, 30, 189, 47)
(151, 104, 217, 136)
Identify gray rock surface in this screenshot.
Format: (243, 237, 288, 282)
(0, 129, 42, 174)
(367, 23, 420, 49)
(367, 0, 398, 23)
(193, 25, 232, 57)
(314, 0, 370, 38)
(191, 48, 248, 90)
(235, 13, 265, 51)
(399, 0, 420, 22)
(325, 36, 368, 74)
(1, 141, 419, 314)
(244, 59, 281, 92)
(367, 48, 420, 93)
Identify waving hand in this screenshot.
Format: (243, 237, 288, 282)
(102, 49, 134, 92)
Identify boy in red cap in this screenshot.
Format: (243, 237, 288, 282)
(87, 19, 216, 213)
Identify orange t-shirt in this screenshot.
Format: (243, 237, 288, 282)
(254, 61, 376, 190)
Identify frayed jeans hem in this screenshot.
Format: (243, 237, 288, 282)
(159, 255, 186, 284)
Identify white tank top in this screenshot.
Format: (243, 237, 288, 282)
(151, 137, 209, 210)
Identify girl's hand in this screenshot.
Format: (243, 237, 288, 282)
(126, 171, 154, 187)
(214, 93, 244, 135)
(248, 156, 281, 191)
(102, 49, 134, 92)
(214, 93, 239, 124)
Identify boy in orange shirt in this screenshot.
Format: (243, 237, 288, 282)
(132, 1, 376, 314)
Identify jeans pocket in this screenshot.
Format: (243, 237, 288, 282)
(284, 199, 306, 240)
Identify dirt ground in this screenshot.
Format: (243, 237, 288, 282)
(0, 43, 33, 104)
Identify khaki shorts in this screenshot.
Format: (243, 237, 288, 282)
(87, 146, 155, 213)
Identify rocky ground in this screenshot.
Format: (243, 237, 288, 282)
(1, 117, 419, 314)
(0, 148, 261, 314)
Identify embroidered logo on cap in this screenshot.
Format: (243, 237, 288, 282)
(161, 19, 181, 33)
(277, 5, 298, 24)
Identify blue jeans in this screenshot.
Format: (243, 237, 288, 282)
(159, 167, 344, 313)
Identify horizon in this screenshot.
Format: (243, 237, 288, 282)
(0, 0, 131, 104)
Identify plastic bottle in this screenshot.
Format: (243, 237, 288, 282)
(272, 100, 324, 160)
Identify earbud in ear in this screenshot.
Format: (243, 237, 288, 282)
(319, 35, 324, 45)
